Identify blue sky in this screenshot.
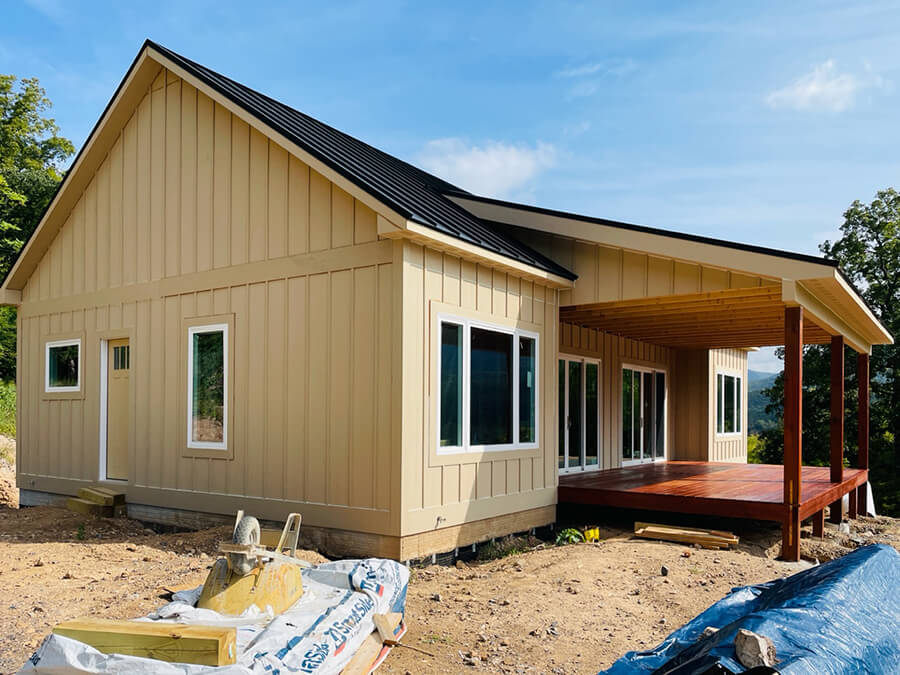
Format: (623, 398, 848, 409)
(4, 1, 900, 371)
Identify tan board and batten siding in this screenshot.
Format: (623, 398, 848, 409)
(18, 69, 400, 542)
(398, 243, 559, 553)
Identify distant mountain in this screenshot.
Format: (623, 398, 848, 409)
(748, 369, 779, 435)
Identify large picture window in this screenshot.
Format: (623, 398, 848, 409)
(45, 338, 81, 393)
(716, 372, 743, 435)
(187, 323, 228, 450)
(438, 315, 538, 453)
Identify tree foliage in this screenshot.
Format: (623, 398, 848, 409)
(0, 75, 74, 380)
(758, 189, 900, 515)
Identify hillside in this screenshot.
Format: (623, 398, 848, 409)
(748, 369, 779, 435)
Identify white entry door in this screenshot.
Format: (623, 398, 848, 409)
(558, 355, 601, 473)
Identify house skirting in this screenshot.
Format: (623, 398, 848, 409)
(19, 486, 555, 561)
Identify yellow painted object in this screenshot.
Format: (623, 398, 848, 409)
(197, 558, 304, 617)
(583, 527, 600, 542)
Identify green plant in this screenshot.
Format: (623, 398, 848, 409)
(555, 528, 585, 545)
(76, 523, 85, 541)
(0, 381, 15, 438)
(476, 534, 540, 561)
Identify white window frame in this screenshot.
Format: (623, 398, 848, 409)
(436, 314, 539, 455)
(715, 370, 743, 437)
(621, 363, 668, 466)
(186, 323, 229, 451)
(45, 338, 82, 393)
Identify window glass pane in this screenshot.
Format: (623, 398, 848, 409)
(633, 371, 642, 459)
(724, 375, 736, 433)
(585, 362, 599, 466)
(655, 372, 666, 458)
(439, 323, 463, 447)
(519, 337, 536, 443)
(736, 377, 742, 432)
(568, 361, 582, 468)
(470, 327, 513, 445)
(191, 330, 225, 443)
(558, 360, 566, 469)
(48, 344, 79, 388)
(716, 374, 724, 434)
(622, 369, 633, 461)
(642, 372, 653, 459)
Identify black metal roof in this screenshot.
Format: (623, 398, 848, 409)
(148, 41, 577, 281)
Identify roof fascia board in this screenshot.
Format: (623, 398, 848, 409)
(146, 46, 408, 231)
(385, 219, 573, 289)
(450, 194, 837, 282)
(0, 289, 21, 306)
(782, 280, 871, 354)
(832, 270, 893, 345)
(2, 50, 162, 291)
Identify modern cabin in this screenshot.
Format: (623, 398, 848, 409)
(1, 41, 891, 561)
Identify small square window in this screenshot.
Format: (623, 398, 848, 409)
(45, 339, 81, 393)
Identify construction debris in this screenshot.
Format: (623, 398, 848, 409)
(634, 522, 739, 549)
(734, 628, 777, 668)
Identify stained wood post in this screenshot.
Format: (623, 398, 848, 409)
(812, 509, 825, 538)
(782, 306, 803, 562)
(857, 352, 870, 517)
(829, 336, 844, 524)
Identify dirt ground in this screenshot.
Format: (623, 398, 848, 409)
(1, 458, 898, 674)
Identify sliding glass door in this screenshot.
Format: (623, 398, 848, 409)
(621, 365, 666, 464)
(558, 356, 601, 473)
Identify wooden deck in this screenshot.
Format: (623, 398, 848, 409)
(558, 461, 867, 524)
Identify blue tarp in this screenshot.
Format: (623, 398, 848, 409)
(601, 544, 900, 675)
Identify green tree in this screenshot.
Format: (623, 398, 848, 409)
(759, 189, 900, 515)
(0, 75, 74, 379)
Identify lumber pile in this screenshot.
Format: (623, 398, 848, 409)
(634, 522, 739, 549)
(52, 618, 236, 665)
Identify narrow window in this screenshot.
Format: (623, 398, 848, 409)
(519, 336, 537, 444)
(439, 322, 463, 447)
(45, 339, 81, 392)
(470, 327, 513, 446)
(187, 324, 228, 449)
(716, 372, 742, 435)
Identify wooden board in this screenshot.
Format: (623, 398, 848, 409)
(341, 630, 383, 675)
(53, 618, 236, 665)
(66, 497, 113, 518)
(78, 486, 125, 506)
(373, 613, 403, 643)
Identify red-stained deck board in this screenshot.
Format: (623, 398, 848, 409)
(558, 461, 867, 524)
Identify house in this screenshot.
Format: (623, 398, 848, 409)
(1, 41, 891, 561)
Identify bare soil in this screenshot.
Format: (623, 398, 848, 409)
(1, 457, 898, 674)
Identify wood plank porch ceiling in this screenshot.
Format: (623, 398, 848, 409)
(559, 286, 833, 349)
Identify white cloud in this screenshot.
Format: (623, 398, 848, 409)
(555, 58, 638, 99)
(416, 138, 556, 198)
(555, 58, 637, 79)
(765, 60, 886, 112)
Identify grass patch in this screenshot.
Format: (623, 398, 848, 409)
(0, 381, 14, 439)
(476, 534, 542, 561)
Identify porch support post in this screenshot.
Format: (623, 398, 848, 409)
(857, 353, 870, 517)
(829, 335, 844, 523)
(782, 306, 803, 562)
(812, 509, 825, 538)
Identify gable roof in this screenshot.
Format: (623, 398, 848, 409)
(1, 40, 576, 292)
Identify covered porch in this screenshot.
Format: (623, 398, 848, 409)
(559, 281, 888, 561)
